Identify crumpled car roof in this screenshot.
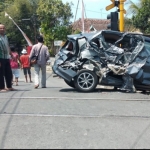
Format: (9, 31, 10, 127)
(67, 30, 123, 41)
(67, 32, 97, 41)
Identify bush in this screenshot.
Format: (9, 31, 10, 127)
(49, 49, 55, 57)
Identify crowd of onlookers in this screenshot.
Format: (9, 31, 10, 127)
(0, 23, 50, 92)
(9, 45, 32, 86)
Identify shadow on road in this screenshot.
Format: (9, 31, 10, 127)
(59, 88, 120, 93)
(59, 88, 150, 95)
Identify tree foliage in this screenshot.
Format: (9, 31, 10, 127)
(37, 0, 73, 50)
(124, 18, 134, 32)
(0, 0, 36, 51)
(132, 0, 150, 33)
(125, 0, 142, 16)
(0, 0, 74, 55)
(125, 0, 150, 33)
(0, 0, 14, 13)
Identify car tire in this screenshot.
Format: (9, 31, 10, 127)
(113, 87, 118, 90)
(74, 69, 98, 92)
(64, 79, 75, 88)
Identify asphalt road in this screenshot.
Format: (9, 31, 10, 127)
(0, 59, 150, 149)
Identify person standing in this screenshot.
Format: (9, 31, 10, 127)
(20, 48, 32, 83)
(10, 46, 20, 86)
(29, 35, 50, 89)
(0, 24, 16, 91)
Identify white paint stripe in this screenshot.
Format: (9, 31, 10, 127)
(0, 113, 150, 119)
(1, 97, 150, 101)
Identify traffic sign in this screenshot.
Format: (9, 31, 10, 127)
(54, 40, 63, 46)
(106, 0, 115, 11)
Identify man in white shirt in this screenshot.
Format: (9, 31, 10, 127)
(29, 35, 50, 89)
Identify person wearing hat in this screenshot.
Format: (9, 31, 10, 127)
(20, 48, 32, 83)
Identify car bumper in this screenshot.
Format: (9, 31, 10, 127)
(52, 64, 77, 82)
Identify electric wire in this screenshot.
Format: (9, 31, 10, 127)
(74, 0, 79, 23)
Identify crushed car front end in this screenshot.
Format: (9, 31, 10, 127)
(52, 32, 99, 82)
(52, 30, 150, 92)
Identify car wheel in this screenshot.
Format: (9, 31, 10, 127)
(64, 79, 75, 88)
(74, 69, 98, 92)
(114, 87, 118, 90)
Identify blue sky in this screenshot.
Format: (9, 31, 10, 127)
(62, 0, 138, 22)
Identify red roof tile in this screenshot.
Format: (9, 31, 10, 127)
(72, 18, 110, 32)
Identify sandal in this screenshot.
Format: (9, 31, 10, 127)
(0, 89, 7, 92)
(34, 84, 39, 89)
(6, 88, 18, 91)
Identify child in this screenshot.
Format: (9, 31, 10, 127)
(20, 49, 32, 83)
(10, 46, 20, 86)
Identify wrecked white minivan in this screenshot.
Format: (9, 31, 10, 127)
(52, 30, 150, 93)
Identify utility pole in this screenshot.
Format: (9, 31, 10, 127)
(74, 0, 86, 33)
(31, 14, 37, 43)
(119, 0, 126, 32)
(22, 14, 38, 44)
(81, 0, 85, 33)
(74, 0, 79, 23)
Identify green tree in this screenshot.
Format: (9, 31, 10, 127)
(37, 0, 73, 54)
(124, 0, 150, 33)
(124, 0, 141, 31)
(126, 0, 141, 16)
(131, 0, 150, 33)
(0, 0, 14, 13)
(124, 18, 134, 31)
(0, 0, 40, 51)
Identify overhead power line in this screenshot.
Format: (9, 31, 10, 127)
(72, 6, 108, 15)
(74, 0, 79, 22)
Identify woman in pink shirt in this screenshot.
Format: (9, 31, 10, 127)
(10, 46, 20, 86)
